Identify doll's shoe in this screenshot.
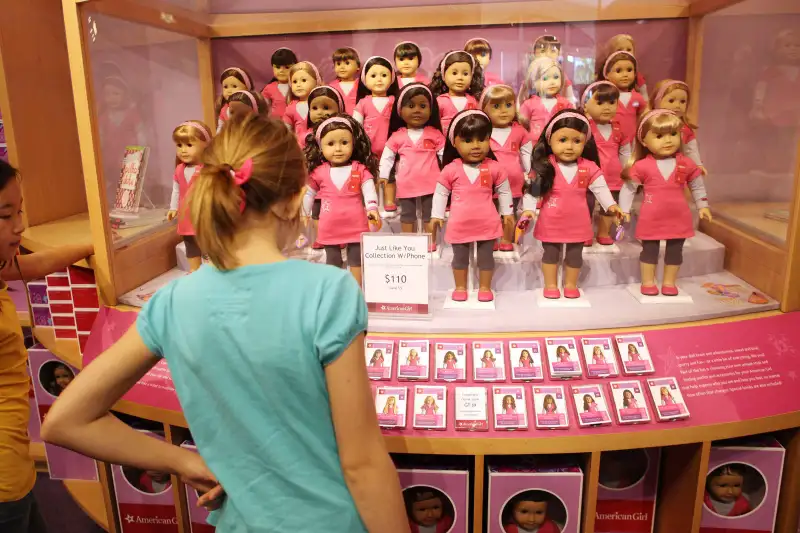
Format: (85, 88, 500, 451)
(661, 285, 679, 296)
(499, 243, 514, 252)
(493, 241, 500, 252)
(428, 242, 438, 253)
(584, 239, 594, 247)
(563, 288, 581, 299)
(451, 289, 468, 302)
(478, 290, 494, 302)
(384, 203, 397, 212)
(543, 288, 561, 299)
(312, 241, 324, 250)
(640, 284, 659, 296)
(596, 236, 614, 246)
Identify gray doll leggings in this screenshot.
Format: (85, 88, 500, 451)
(541, 242, 584, 268)
(452, 240, 495, 270)
(325, 243, 362, 268)
(640, 239, 685, 265)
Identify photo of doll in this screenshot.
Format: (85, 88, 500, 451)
(592, 346, 606, 364)
(650, 79, 706, 174)
(555, 346, 571, 362)
(283, 61, 323, 144)
(518, 57, 574, 139)
(214, 66, 254, 132)
(420, 396, 439, 415)
(40, 361, 75, 397)
(123, 466, 172, 495)
(261, 47, 297, 119)
(369, 349, 384, 367)
(503, 490, 564, 533)
(465, 37, 503, 86)
(430, 50, 484, 134)
(542, 394, 557, 414)
(442, 351, 458, 369)
(704, 464, 754, 517)
(583, 394, 598, 413)
(482, 350, 496, 368)
(622, 389, 638, 409)
(383, 396, 398, 415)
(407, 349, 420, 366)
(519, 350, 533, 368)
(627, 344, 641, 361)
(502, 394, 517, 415)
(660, 386, 675, 406)
(329, 47, 361, 114)
(403, 486, 455, 533)
(394, 41, 429, 87)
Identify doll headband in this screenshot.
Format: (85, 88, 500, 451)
(464, 37, 490, 48)
(395, 41, 420, 51)
(308, 85, 346, 113)
(581, 81, 617, 104)
(178, 121, 211, 143)
(396, 83, 432, 113)
(224, 67, 252, 90)
(298, 61, 323, 85)
(360, 56, 396, 85)
(654, 80, 689, 107)
(315, 116, 352, 145)
(636, 109, 678, 143)
(603, 51, 635, 76)
(439, 50, 475, 75)
(447, 109, 488, 145)
(229, 90, 259, 113)
(479, 84, 514, 109)
(544, 112, 592, 143)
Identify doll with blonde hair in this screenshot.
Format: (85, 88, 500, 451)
(420, 396, 439, 415)
(518, 57, 574, 139)
(531, 34, 577, 105)
(383, 396, 398, 415)
(650, 79, 706, 175)
(283, 61, 323, 144)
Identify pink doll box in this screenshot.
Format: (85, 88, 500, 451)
(473, 340, 507, 381)
(365, 338, 394, 380)
(25, 359, 41, 443)
(488, 461, 584, 533)
(398, 468, 470, 533)
(493, 385, 528, 430)
(595, 448, 660, 533)
(112, 431, 178, 532)
(700, 439, 785, 532)
(398, 339, 431, 380)
(580, 336, 619, 378)
(181, 442, 215, 533)
(435, 342, 467, 382)
(509, 340, 544, 382)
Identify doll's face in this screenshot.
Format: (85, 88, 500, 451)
(273, 64, 293, 84)
(585, 395, 594, 405)
(227, 101, 255, 121)
(661, 387, 669, 396)
(658, 88, 688, 118)
(103, 84, 126, 110)
(628, 345, 637, 354)
(54, 367, 73, 390)
(485, 96, 516, 128)
(709, 474, 744, 502)
(503, 396, 514, 407)
(455, 133, 490, 163)
(222, 76, 247, 99)
(175, 137, 208, 166)
(613, 38, 635, 54)
(521, 350, 531, 360)
(484, 351, 493, 359)
(584, 93, 618, 124)
(309, 95, 339, 125)
(410, 349, 418, 357)
(445, 352, 455, 361)
(291, 70, 317, 100)
(776, 32, 800, 62)
(365, 64, 392, 96)
(320, 128, 354, 166)
(549, 127, 587, 163)
(606, 60, 636, 90)
(536, 66, 562, 97)
(472, 50, 491, 69)
(411, 497, 444, 527)
(396, 55, 420, 77)
(623, 391, 633, 400)
(643, 127, 681, 158)
(444, 61, 473, 95)
(513, 500, 547, 530)
(335, 59, 360, 81)
(386, 396, 396, 406)
(535, 44, 561, 61)
(424, 396, 434, 405)
(400, 94, 432, 129)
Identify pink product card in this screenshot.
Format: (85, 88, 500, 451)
(596, 448, 660, 533)
(487, 464, 584, 533)
(364, 338, 393, 380)
(616, 333, 655, 375)
(29, 348, 98, 481)
(375, 386, 407, 428)
(610, 381, 651, 424)
(181, 443, 215, 533)
(647, 377, 690, 421)
(397, 340, 430, 380)
(455, 387, 489, 432)
(113, 431, 178, 532)
(571, 384, 612, 427)
(545, 337, 583, 378)
(398, 469, 470, 533)
(472, 341, 506, 382)
(493, 386, 528, 430)
(533, 385, 570, 429)
(581, 337, 619, 378)
(701, 442, 785, 532)
(509, 340, 544, 381)
(413, 386, 447, 430)
(435, 342, 467, 382)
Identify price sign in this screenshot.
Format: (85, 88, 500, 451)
(362, 233, 430, 317)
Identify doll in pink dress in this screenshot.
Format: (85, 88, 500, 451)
(383, 396, 398, 415)
(465, 37, 504, 86)
(420, 396, 439, 415)
(283, 61, 323, 145)
(481, 350, 496, 368)
(518, 58, 574, 140)
(530, 34, 577, 106)
(480, 85, 532, 251)
(555, 345, 571, 362)
(591, 346, 606, 365)
(369, 349, 384, 367)
(597, 35, 650, 100)
(519, 350, 533, 368)
(627, 344, 641, 362)
(660, 387, 675, 406)
(394, 41, 430, 88)
(442, 351, 457, 370)
(261, 47, 296, 120)
(407, 349, 420, 366)
(704, 465, 753, 517)
(619, 110, 712, 296)
(582, 81, 633, 246)
(430, 51, 484, 135)
(583, 394, 599, 413)
(381, 83, 445, 250)
(502, 395, 517, 415)
(215, 67, 254, 133)
(622, 390, 638, 409)
(523, 110, 622, 299)
(651, 79, 707, 175)
(405, 487, 455, 533)
(599, 52, 648, 143)
(431, 110, 515, 303)
(329, 47, 360, 115)
(504, 491, 562, 533)
(302, 115, 382, 286)
(542, 394, 557, 414)
(166, 120, 211, 272)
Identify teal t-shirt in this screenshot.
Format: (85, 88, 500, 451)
(136, 260, 368, 533)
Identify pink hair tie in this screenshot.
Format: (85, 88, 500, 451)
(439, 50, 475, 77)
(179, 121, 211, 143)
(603, 51, 635, 77)
(479, 84, 514, 109)
(309, 85, 346, 113)
(544, 112, 592, 143)
(360, 56, 396, 85)
(396, 83, 432, 113)
(300, 61, 323, 85)
(581, 81, 617, 104)
(654, 80, 689, 107)
(230, 158, 254, 213)
(315, 116, 353, 145)
(225, 67, 252, 90)
(636, 109, 678, 143)
(230, 90, 259, 114)
(464, 37, 490, 48)
(447, 109, 488, 145)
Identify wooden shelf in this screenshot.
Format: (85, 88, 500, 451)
(33, 326, 83, 369)
(713, 202, 790, 245)
(63, 479, 110, 531)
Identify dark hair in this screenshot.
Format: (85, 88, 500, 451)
(0, 160, 19, 192)
(533, 35, 562, 55)
(305, 86, 345, 128)
(465, 38, 492, 58)
(597, 51, 638, 89)
(707, 464, 747, 495)
(304, 113, 379, 177)
(441, 111, 496, 167)
(227, 90, 270, 116)
(388, 83, 442, 138)
(394, 42, 422, 64)
(356, 56, 399, 102)
(429, 50, 485, 98)
(215, 67, 254, 117)
(333, 47, 361, 66)
(267, 48, 297, 83)
(529, 109, 600, 197)
(582, 82, 620, 110)
(403, 486, 454, 526)
(502, 490, 552, 525)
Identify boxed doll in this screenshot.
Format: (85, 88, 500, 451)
(396, 457, 470, 533)
(595, 448, 660, 533)
(700, 438, 785, 532)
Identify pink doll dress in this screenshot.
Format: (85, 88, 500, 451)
(557, 353, 570, 362)
(662, 395, 675, 406)
(593, 354, 605, 364)
(680, 123, 696, 145)
(591, 119, 629, 191)
(484, 71, 504, 87)
(519, 95, 573, 140)
(261, 82, 288, 119)
(282, 100, 310, 145)
(534, 156, 604, 243)
(307, 162, 374, 245)
(445, 360, 456, 370)
(504, 407, 516, 415)
(355, 95, 395, 156)
(629, 352, 641, 362)
(614, 91, 647, 142)
(386, 127, 446, 198)
(520, 358, 532, 368)
(385, 405, 397, 415)
(371, 355, 384, 367)
(703, 492, 752, 517)
(437, 93, 478, 135)
(490, 123, 530, 198)
(173, 164, 202, 236)
(627, 398, 639, 409)
(408, 355, 419, 366)
(329, 79, 358, 115)
(421, 404, 437, 415)
(588, 403, 599, 413)
(628, 154, 703, 241)
(439, 159, 507, 244)
(483, 358, 495, 368)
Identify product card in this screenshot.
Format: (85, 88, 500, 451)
(610, 380, 651, 424)
(571, 384, 612, 427)
(397, 340, 430, 380)
(581, 337, 619, 377)
(435, 342, 467, 381)
(509, 340, 544, 381)
(533, 385, 570, 429)
(455, 387, 489, 431)
(616, 333, 655, 375)
(413, 386, 447, 430)
(365, 339, 394, 380)
(472, 341, 506, 381)
(545, 337, 583, 378)
(493, 386, 528, 430)
(375, 386, 408, 428)
(647, 377, 689, 421)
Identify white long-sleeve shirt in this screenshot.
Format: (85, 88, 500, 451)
(681, 139, 704, 167)
(430, 162, 514, 218)
(301, 164, 378, 215)
(169, 165, 197, 211)
(617, 158, 709, 213)
(521, 162, 617, 212)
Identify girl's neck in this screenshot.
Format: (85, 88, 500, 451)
(449, 89, 466, 97)
(230, 214, 287, 267)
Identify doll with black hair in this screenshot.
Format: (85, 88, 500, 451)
(430, 50, 485, 135)
(261, 47, 297, 119)
(394, 41, 429, 87)
(215, 66, 254, 132)
(503, 490, 561, 533)
(329, 47, 361, 114)
(379, 82, 445, 250)
(431, 110, 514, 303)
(704, 464, 753, 517)
(404, 487, 454, 533)
(302, 114, 381, 286)
(465, 37, 504, 86)
(524, 110, 621, 299)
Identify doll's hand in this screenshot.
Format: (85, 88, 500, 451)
(699, 165, 708, 176)
(176, 450, 225, 510)
(699, 207, 713, 222)
(367, 210, 382, 231)
(622, 212, 632, 223)
(431, 218, 445, 231)
(521, 210, 536, 221)
(378, 178, 389, 188)
(607, 204, 624, 220)
(167, 210, 178, 221)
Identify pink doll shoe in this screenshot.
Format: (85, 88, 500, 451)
(640, 284, 659, 296)
(596, 236, 614, 246)
(563, 288, 581, 299)
(584, 239, 594, 247)
(478, 290, 494, 302)
(428, 242, 438, 253)
(451, 289, 468, 302)
(493, 241, 500, 252)
(661, 285, 679, 296)
(543, 288, 561, 299)
(499, 243, 514, 252)
(312, 241, 324, 250)
(384, 203, 397, 212)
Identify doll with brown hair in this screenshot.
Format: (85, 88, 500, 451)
(651, 79, 706, 174)
(530, 35, 577, 105)
(704, 464, 753, 517)
(518, 57, 574, 139)
(465, 37, 503, 86)
(597, 34, 649, 100)
(283, 61, 323, 145)
(329, 47, 361, 114)
(261, 47, 297, 119)
(215, 67, 254, 133)
(503, 491, 562, 533)
(225, 91, 269, 123)
(404, 487, 454, 533)
(598, 51, 648, 142)
(395, 41, 429, 88)
(302, 114, 381, 286)
(167, 120, 212, 271)
(618, 110, 712, 296)
(430, 50, 484, 135)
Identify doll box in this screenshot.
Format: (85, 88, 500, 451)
(181, 443, 215, 533)
(398, 468, 470, 533)
(595, 448, 660, 533)
(700, 439, 785, 532)
(487, 463, 583, 533)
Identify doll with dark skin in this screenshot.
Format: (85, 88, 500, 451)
(404, 488, 454, 533)
(504, 491, 561, 533)
(704, 465, 753, 517)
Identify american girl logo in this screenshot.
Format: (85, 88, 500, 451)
(596, 511, 649, 520)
